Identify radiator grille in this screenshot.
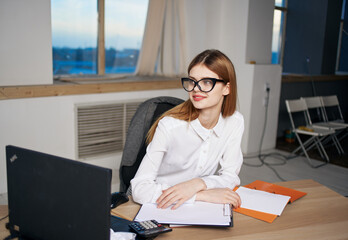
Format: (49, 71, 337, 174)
(77, 101, 141, 159)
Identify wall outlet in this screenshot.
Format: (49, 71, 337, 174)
(263, 82, 270, 106)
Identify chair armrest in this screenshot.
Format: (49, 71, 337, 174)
(111, 192, 129, 209)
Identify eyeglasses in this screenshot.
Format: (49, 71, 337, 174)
(181, 78, 225, 93)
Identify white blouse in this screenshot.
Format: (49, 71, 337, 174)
(130, 111, 244, 204)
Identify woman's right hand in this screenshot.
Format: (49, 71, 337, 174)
(156, 178, 206, 210)
(196, 188, 241, 208)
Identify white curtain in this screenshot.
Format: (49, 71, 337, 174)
(135, 0, 187, 76)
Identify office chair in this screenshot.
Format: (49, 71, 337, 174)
(301, 96, 345, 155)
(111, 96, 185, 208)
(285, 98, 336, 168)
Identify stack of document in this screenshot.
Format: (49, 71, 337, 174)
(134, 181, 306, 225)
(236, 187, 291, 216)
(134, 202, 232, 227)
(234, 180, 307, 223)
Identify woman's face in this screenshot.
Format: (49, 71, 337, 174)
(188, 64, 230, 114)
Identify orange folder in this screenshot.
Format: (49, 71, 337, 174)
(233, 180, 307, 223)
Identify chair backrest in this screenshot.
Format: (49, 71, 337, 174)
(285, 98, 311, 129)
(321, 95, 344, 122)
(302, 96, 322, 109)
(321, 95, 339, 107)
(119, 96, 184, 192)
(301, 96, 326, 124)
(285, 98, 307, 113)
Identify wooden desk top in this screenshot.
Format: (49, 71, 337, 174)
(1, 179, 347, 240)
(0, 204, 8, 239)
(111, 179, 348, 240)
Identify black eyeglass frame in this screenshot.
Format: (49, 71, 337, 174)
(181, 77, 226, 93)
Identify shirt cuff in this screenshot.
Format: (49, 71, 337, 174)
(150, 183, 170, 203)
(201, 177, 215, 190)
(186, 194, 197, 204)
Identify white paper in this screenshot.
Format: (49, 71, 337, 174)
(110, 230, 136, 240)
(236, 186, 291, 216)
(134, 202, 231, 226)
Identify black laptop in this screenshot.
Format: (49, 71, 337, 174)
(5, 145, 113, 240)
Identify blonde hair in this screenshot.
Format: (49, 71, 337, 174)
(147, 49, 237, 143)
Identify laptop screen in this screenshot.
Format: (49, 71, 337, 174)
(6, 145, 112, 240)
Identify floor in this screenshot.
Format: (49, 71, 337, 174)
(240, 149, 348, 197)
(276, 134, 348, 168)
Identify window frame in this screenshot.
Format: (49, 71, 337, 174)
(97, 0, 105, 75)
(53, 0, 147, 81)
(273, 2, 288, 65)
(336, 0, 346, 73)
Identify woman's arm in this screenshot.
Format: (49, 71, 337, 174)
(156, 178, 207, 210)
(130, 119, 170, 204)
(131, 117, 206, 207)
(196, 188, 241, 208)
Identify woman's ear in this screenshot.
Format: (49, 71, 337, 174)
(223, 82, 230, 96)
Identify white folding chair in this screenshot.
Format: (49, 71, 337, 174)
(285, 98, 336, 168)
(321, 95, 348, 140)
(301, 96, 345, 155)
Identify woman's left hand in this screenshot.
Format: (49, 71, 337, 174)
(156, 178, 206, 210)
(196, 188, 241, 208)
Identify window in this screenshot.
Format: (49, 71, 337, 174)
(51, 0, 148, 77)
(336, 0, 347, 73)
(272, 0, 287, 64)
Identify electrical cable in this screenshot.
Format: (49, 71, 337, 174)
(343, 28, 348, 36)
(0, 214, 9, 221)
(306, 57, 317, 97)
(243, 86, 299, 181)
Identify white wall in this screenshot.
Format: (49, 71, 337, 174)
(0, 0, 53, 86)
(185, 0, 250, 65)
(245, 0, 274, 64)
(238, 64, 282, 154)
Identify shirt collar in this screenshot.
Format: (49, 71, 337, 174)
(190, 114, 224, 140)
(213, 114, 224, 137)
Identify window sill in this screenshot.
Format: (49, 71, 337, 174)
(0, 76, 182, 100)
(281, 74, 348, 83)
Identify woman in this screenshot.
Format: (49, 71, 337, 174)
(131, 49, 244, 210)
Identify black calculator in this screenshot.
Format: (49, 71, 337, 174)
(129, 220, 172, 239)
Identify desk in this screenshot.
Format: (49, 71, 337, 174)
(1, 180, 348, 240)
(111, 179, 348, 240)
(0, 204, 8, 239)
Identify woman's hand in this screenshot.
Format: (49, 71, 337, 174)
(156, 178, 206, 210)
(196, 188, 241, 208)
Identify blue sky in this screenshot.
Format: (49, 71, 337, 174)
(51, 0, 148, 50)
